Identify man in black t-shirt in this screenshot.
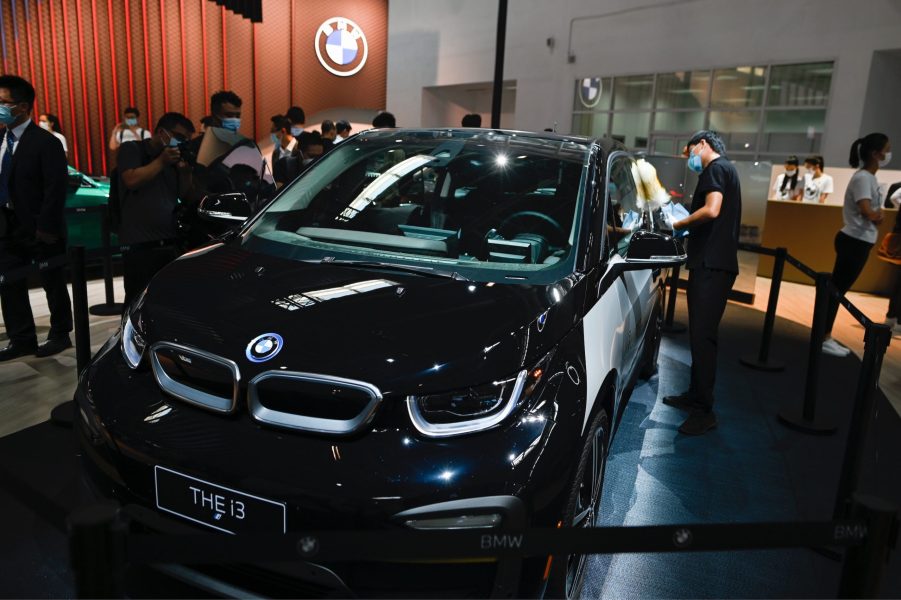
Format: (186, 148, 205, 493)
(118, 112, 195, 306)
(664, 130, 742, 435)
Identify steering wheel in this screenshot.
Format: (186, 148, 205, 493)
(498, 211, 567, 246)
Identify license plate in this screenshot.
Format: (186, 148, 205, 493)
(154, 466, 286, 534)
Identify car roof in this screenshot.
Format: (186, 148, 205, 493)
(359, 127, 629, 161)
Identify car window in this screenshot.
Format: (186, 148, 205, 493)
(242, 130, 591, 284)
(607, 156, 639, 256)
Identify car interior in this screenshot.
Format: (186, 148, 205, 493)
(273, 144, 584, 266)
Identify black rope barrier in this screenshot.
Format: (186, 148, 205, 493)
(737, 241, 778, 257)
(62, 494, 897, 599)
(120, 521, 868, 565)
(785, 253, 819, 280)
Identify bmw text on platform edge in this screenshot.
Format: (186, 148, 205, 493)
(76, 128, 684, 598)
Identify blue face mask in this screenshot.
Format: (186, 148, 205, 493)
(125, 117, 138, 127)
(290, 126, 303, 137)
(0, 105, 17, 126)
(270, 133, 280, 146)
(221, 118, 241, 132)
(687, 147, 704, 173)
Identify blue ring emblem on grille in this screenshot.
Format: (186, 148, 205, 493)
(246, 333, 284, 363)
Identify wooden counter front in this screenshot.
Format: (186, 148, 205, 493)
(758, 201, 897, 295)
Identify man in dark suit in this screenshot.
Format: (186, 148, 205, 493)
(0, 75, 72, 361)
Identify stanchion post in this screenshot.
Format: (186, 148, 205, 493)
(69, 246, 91, 375)
(833, 323, 893, 518)
(101, 206, 114, 304)
(68, 503, 127, 599)
(740, 247, 787, 371)
(778, 272, 836, 433)
(837, 494, 898, 599)
(88, 205, 123, 316)
(662, 264, 686, 333)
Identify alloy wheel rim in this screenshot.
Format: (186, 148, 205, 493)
(565, 424, 606, 598)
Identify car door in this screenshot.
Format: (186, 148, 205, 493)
(607, 155, 654, 376)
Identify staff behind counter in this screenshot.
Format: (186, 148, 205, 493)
(771, 154, 835, 204)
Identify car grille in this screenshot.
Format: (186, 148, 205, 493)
(150, 342, 240, 414)
(248, 371, 382, 435)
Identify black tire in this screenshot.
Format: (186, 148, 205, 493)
(544, 406, 609, 599)
(639, 297, 663, 380)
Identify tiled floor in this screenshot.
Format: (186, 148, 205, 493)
(0, 275, 899, 439)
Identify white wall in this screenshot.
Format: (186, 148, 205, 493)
(386, 0, 901, 167)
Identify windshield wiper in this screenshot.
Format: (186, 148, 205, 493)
(312, 257, 470, 281)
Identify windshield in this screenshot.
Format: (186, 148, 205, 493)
(242, 129, 590, 284)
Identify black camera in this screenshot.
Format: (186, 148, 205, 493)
(177, 140, 198, 166)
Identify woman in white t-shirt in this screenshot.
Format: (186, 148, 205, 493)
(38, 113, 68, 158)
(772, 155, 803, 200)
(821, 133, 891, 356)
(801, 155, 834, 204)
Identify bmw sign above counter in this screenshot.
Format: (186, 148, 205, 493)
(316, 17, 369, 77)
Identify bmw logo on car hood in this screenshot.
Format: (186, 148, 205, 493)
(246, 333, 284, 363)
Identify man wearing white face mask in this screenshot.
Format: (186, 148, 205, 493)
(118, 112, 196, 306)
(286, 106, 306, 137)
(663, 130, 742, 436)
(209, 90, 243, 133)
(269, 115, 296, 168)
(0, 75, 72, 361)
(109, 106, 151, 154)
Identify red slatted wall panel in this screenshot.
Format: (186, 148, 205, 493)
(0, 0, 388, 176)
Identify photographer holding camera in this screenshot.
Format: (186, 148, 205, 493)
(117, 112, 195, 306)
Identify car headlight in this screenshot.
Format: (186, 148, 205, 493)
(407, 370, 532, 437)
(121, 312, 146, 369)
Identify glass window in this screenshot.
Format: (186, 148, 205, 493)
(762, 109, 826, 153)
(608, 157, 638, 255)
(571, 112, 609, 138)
(653, 111, 705, 133)
(610, 112, 651, 149)
(709, 110, 760, 154)
(573, 77, 612, 111)
(243, 130, 590, 284)
(767, 62, 833, 107)
(711, 66, 766, 108)
(655, 71, 710, 110)
(613, 74, 654, 110)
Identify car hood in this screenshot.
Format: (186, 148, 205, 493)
(138, 244, 582, 395)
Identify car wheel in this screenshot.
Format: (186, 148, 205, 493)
(544, 407, 609, 599)
(639, 297, 663, 380)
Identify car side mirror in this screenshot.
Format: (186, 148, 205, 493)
(197, 192, 251, 223)
(617, 230, 686, 272)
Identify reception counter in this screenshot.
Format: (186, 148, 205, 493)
(758, 200, 898, 294)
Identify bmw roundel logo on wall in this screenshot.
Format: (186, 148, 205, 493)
(579, 77, 603, 109)
(315, 17, 369, 77)
(246, 333, 284, 363)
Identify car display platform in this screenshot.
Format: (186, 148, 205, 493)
(1, 299, 899, 598)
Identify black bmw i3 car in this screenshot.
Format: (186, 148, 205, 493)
(75, 128, 684, 597)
